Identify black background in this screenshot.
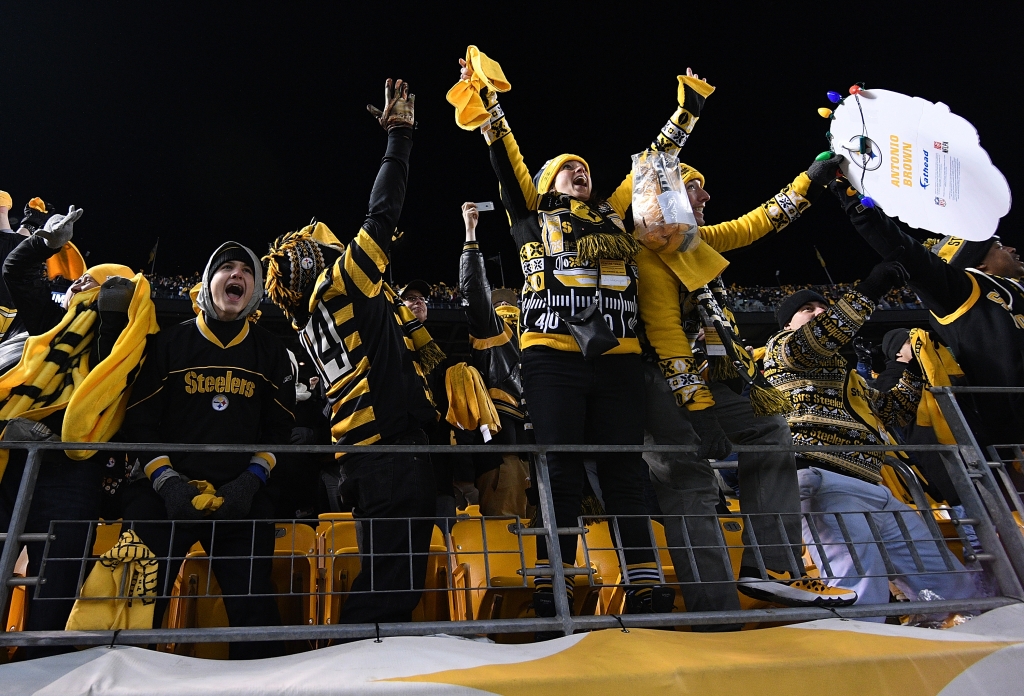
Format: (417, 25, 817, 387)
(1, 2, 1016, 288)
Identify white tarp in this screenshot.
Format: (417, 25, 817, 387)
(2, 605, 1023, 696)
(831, 89, 1010, 240)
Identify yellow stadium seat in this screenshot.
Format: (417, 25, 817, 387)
(411, 525, 452, 623)
(271, 523, 319, 632)
(449, 516, 601, 642)
(2, 547, 29, 663)
(160, 542, 230, 660)
(91, 522, 123, 556)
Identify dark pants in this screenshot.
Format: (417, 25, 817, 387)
(521, 347, 655, 568)
(0, 452, 102, 659)
(338, 430, 435, 624)
(121, 480, 282, 660)
(643, 365, 804, 617)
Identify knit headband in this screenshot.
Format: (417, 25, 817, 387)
(263, 229, 328, 316)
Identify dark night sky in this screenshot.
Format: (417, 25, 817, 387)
(1, 3, 1017, 289)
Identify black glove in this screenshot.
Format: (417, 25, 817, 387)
(212, 471, 262, 519)
(853, 337, 874, 366)
(290, 426, 316, 445)
(97, 277, 135, 314)
(806, 153, 845, 199)
(156, 475, 205, 520)
(687, 408, 733, 460)
(828, 178, 870, 214)
(856, 249, 909, 301)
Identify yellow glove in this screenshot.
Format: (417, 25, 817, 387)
(190, 479, 224, 513)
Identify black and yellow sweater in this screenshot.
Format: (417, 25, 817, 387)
(459, 241, 524, 420)
(295, 130, 437, 451)
(638, 173, 814, 411)
(763, 290, 923, 483)
(837, 190, 1024, 445)
(122, 314, 294, 487)
(479, 77, 714, 355)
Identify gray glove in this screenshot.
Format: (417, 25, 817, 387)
(211, 471, 262, 519)
(366, 78, 415, 131)
(687, 408, 733, 460)
(36, 205, 83, 249)
(155, 474, 205, 520)
(98, 277, 136, 313)
(807, 153, 845, 189)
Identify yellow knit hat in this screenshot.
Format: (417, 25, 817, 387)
(679, 162, 705, 187)
(534, 154, 590, 195)
(84, 263, 135, 285)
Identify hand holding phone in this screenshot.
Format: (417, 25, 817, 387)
(474, 201, 495, 212)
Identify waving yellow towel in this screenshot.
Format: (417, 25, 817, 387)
(66, 529, 157, 631)
(46, 241, 87, 283)
(446, 46, 511, 130)
(445, 362, 501, 440)
(0, 267, 158, 477)
(909, 328, 964, 444)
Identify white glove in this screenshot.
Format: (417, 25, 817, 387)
(37, 205, 83, 249)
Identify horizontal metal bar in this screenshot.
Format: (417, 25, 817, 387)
(928, 386, 1024, 394)
(517, 527, 588, 536)
(0, 532, 54, 543)
(5, 576, 39, 587)
(0, 597, 1015, 647)
(521, 567, 595, 576)
(0, 441, 970, 454)
(951, 518, 980, 526)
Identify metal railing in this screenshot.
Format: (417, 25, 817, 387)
(1, 388, 1023, 650)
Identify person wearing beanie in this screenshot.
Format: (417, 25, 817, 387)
(120, 240, 293, 659)
(0, 207, 157, 657)
(263, 79, 438, 626)
(638, 153, 858, 617)
(762, 258, 976, 616)
(830, 179, 1024, 446)
(456, 201, 529, 517)
(452, 54, 720, 618)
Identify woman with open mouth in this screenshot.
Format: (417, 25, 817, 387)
(451, 50, 714, 624)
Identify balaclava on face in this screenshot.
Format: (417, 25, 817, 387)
(196, 241, 264, 320)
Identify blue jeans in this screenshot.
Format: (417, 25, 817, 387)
(799, 466, 977, 619)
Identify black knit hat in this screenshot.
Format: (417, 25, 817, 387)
(930, 235, 999, 271)
(882, 328, 911, 361)
(19, 198, 58, 232)
(777, 289, 828, 329)
(210, 244, 254, 274)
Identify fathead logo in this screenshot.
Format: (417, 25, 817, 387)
(919, 150, 930, 188)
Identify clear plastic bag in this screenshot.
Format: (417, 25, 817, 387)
(632, 150, 700, 254)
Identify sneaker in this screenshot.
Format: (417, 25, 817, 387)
(737, 568, 857, 607)
(625, 585, 677, 614)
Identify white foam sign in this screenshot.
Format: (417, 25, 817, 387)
(830, 89, 1010, 240)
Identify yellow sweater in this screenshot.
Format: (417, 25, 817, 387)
(638, 172, 813, 411)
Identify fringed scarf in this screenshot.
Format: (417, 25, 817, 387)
(693, 277, 790, 417)
(0, 272, 158, 478)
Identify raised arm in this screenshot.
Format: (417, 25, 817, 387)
(608, 69, 716, 217)
(829, 180, 974, 316)
(361, 78, 415, 256)
(864, 366, 923, 429)
(459, 202, 509, 342)
(4, 233, 70, 335)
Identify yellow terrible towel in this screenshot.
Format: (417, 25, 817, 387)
(0, 268, 158, 476)
(65, 529, 157, 631)
(445, 362, 501, 440)
(191, 479, 224, 512)
(0, 191, 11, 210)
(909, 328, 964, 444)
(446, 45, 511, 130)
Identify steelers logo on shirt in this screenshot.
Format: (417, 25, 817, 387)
(300, 257, 315, 270)
(212, 394, 230, 411)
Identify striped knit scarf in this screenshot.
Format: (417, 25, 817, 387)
(693, 278, 790, 417)
(385, 283, 446, 373)
(0, 275, 157, 478)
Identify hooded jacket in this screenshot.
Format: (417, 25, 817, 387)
(122, 242, 294, 485)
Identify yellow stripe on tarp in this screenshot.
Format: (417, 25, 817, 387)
(390, 624, 1015, 696)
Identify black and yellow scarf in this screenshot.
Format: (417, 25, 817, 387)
(0, 272, 157, 477)
(693, 278, 790, 417)
(385, 283, 446, 373)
